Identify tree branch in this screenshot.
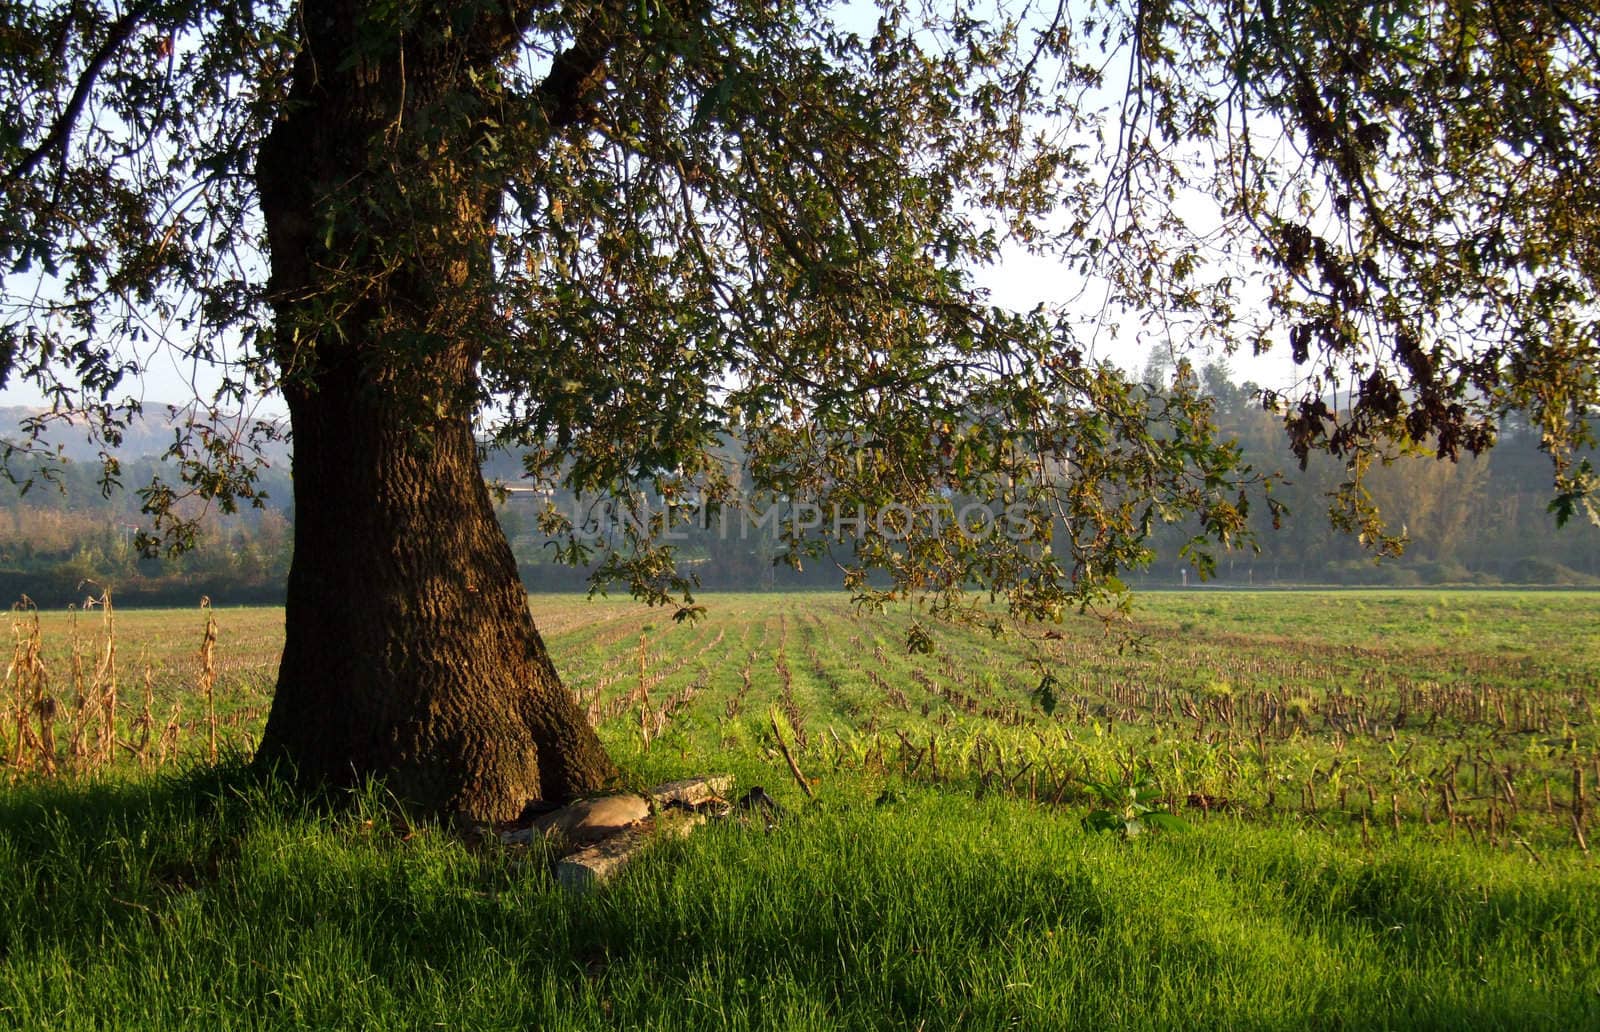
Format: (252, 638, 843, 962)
(536, 4, 629, 129)
(1, 0, 157, 192)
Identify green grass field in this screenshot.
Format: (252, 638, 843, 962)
(2, 591, 1598, 1028)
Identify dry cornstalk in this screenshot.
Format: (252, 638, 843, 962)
(66, 604, 90, 767)
(92, 589, 118, 770)
(198, 599, 219, 764)
(7, 600, 51, 774)
(159, 701, 184, 764)
(770, 709, 815, 800)
(1574, 767, 1589, 852)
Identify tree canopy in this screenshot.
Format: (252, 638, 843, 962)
(3, 0, 1596, 616)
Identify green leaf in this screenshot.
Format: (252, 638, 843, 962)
(1082, 809, 1123, 833)
(1141, 812, 1192, 833)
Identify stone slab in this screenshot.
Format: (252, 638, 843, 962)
(555, 775, 733, 890)
(555, 810, 706, 891)
(497, 775, 734, 887)
(647, 774, 735, 808)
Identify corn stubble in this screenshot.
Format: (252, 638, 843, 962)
(5, 593, 216, 779)
(3, 590, 1597, 858)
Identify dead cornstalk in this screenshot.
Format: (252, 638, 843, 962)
(198, 598, 219, 764)
(1574, 766, 1589, 853)
(771, 709, 815, 800)
(134, 665, 155, 769)
(92, 589, 118, 770)
(7, 600, 52, 774)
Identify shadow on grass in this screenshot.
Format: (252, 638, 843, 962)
(0, 759, 280, 948)
(1, 768, 1596, 1030)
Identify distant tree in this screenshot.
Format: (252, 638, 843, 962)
(2, 1, 1596, 817)
(1141, 344, 1176, 388)
(1203, 360, 1254, 418)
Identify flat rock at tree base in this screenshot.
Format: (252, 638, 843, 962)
(648, 774, 735, 808)
(555, 809, 708, 891)
(495, 775, 733, 889)
(535, 793, 651, 845)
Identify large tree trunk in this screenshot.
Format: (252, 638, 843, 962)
(254, 366, 618, 820)
(251, 1, 615, 819)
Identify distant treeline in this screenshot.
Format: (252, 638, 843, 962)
(1124, 364, 1600, 589)
(2, 369, 1596, 608)
(498, 363, 1600, 593)
(0, 452, 295, 609)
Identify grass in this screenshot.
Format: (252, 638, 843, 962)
(2, 764, 1595, 1030)
(2, 591, 1599, 1028)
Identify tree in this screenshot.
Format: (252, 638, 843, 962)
(3, 0, 1596, 818)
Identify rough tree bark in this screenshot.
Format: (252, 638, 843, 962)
(251, 1, 616, 819)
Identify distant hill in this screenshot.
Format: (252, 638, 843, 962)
(0, 405, 290, 464)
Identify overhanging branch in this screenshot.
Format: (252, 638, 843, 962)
(536, 4, 628, 129)
(1, 0, 158, 192)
